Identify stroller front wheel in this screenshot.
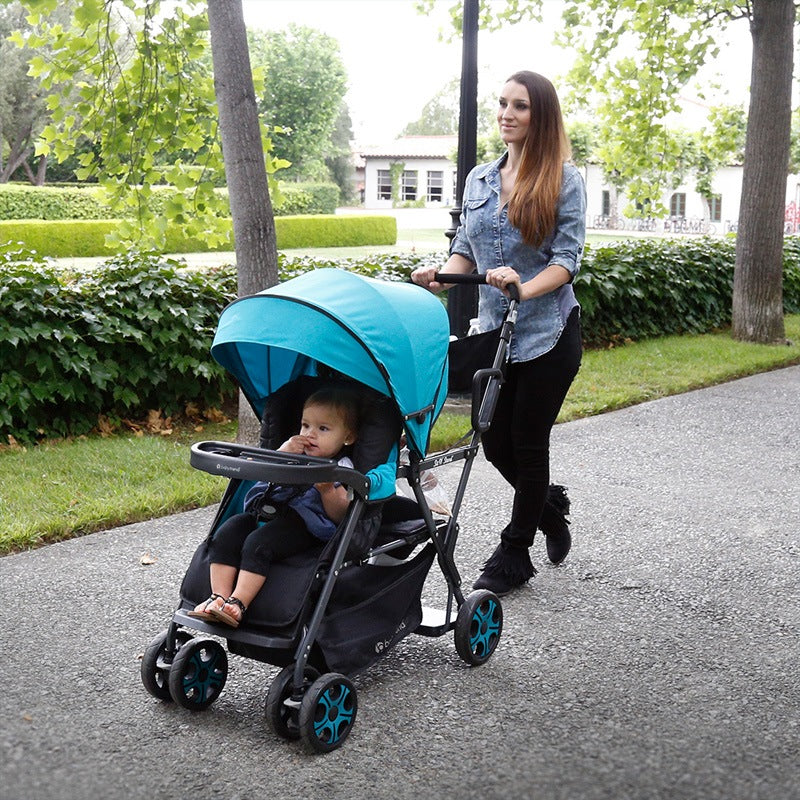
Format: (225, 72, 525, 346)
(265, 663, 321, 740)
(455, 590, 503, 665)
(299, 673, 358, 753)
(141, 629, 193, 701)
(168, 638, 228, 710)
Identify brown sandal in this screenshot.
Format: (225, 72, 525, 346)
(187, 593, 224, 619)
(208, 596, 247, 628)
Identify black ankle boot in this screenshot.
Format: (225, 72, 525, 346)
(539, 484, 571, 565)
(473, 541, 536, 596)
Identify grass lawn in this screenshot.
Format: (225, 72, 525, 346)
(177, 229, 631, 264)
(2, 315, 798, 555)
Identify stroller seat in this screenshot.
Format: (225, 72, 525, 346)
(175, 374, 434, 667)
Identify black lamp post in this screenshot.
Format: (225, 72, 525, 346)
(444, 0, 480, 338)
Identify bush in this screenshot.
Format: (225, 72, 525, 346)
(273, 215, 396, 249)
(3, 236, 798, 442)
(342, 237, 800, 345)
(277, 251, 444, 282)
(782, 237, 800, 314)
(0, 184, 110, 220)
(0, 247, 237, 442)
(276, 183, 340, 216)
(0, 214, 397, 257)
(0, 182, 341, 220)
(0, 220, 121, 258)
(575, 237, 739, 346)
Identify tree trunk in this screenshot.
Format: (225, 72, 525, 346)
(732, 0, 793, 343)
(207, 0, 280, 443)
(35, 154, 47, 186)
(21, 154, 47, 186)
(0, 139, 32, 183)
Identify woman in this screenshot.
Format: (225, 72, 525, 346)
(412, 71, 585, 596)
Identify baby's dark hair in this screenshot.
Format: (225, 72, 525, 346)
(303, 385, 360, 434)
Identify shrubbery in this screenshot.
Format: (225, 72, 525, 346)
(277, 183, 340, 216)
(0, 184, 110, 220)
(2, 236, 799, 442)
(576, 236, 800, 345)
(0, 214, 397, 258)
(0, 181, 340, 220)
(576, 237, 736, 346)
(1, 247, 237, 442)
(273, 215, 396, 249)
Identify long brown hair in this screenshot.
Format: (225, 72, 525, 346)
(505, 71, 572, 249)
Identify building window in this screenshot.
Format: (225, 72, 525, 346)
(670, 192, 686, 218)
(708, 194, 722, 222)
(376, 169, 391, 200)
(601, 190, 611, 217)
(427, 170, 443, 202)
(401, 170, 418, 201)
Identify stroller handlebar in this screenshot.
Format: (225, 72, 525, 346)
(434, 271, 520, 302)
(190, 441, 370, 500)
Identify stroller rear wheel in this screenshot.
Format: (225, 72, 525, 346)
(265, 663, 321, 740)
(455, 590, 503, 665)
(299, 673, 358, 753)
(168, 638, 228, 710)
(141, 629, 194, 701)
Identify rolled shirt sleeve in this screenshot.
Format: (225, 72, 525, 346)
(547, 164, 586, 280)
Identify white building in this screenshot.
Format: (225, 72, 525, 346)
(358, 136, 800, 235)
(583, 163, 800, 235)
(360, 136, 458, 210)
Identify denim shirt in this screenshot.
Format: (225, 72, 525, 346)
(450, 154, 586, 362)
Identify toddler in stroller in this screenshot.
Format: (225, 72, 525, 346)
(141, 268, 509, 753)
(189, 385, 361, 628)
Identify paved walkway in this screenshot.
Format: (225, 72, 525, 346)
(1, 367, 798, 800)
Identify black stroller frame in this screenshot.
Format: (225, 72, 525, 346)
(141, 271, 518, 753)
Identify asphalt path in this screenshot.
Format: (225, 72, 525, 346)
(2, 366, 798, 800)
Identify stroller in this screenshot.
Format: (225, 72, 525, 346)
(141, 268, 518, 753)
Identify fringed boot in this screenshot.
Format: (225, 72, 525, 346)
(473, 538, 536, 596)
(539, 484, 571, 564)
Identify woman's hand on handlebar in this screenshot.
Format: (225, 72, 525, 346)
(412, 254, 476, 292)
(486, 266, 522, 299)
(410, 265, 446, 293)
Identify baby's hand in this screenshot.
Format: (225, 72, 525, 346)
(279, 435, 309, 454)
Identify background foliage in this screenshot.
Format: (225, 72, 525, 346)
(3, 236, 799, 443)
(1, 247, 236, 441)
(0, 213, 396, 258)
(0, 182, 340, 220)
(249, 23, 349, 183)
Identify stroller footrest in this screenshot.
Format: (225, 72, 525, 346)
(415, 605, 457, 637)
(172, 609, 298, 651)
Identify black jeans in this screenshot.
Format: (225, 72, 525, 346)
(481, 308, 582, 550)
(208, 508, 319, 575)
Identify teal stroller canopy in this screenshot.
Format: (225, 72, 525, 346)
(210, 268, 450, 457)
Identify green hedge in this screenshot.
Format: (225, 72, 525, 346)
(277, 183, 340, 215)
(0, 248, 237, 442)
(271, 215, 396, 249)
(0, 184, 110, 220)
(576, 236, 800, 345)
(0, 214, 397, 257)
(2, 236, 799, 442)
(0, 181, 340, 220)
(576, 237, 734, 345)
